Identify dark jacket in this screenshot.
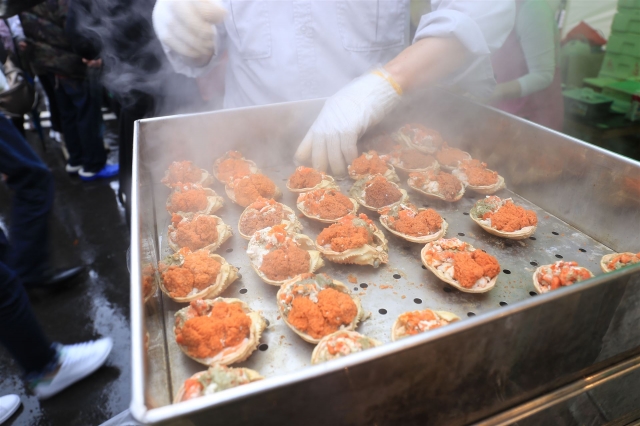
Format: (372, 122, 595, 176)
(20, 0, 85, 79)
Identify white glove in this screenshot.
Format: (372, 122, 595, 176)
(152, 0, 226, 63)
(294, 69, 402, 177)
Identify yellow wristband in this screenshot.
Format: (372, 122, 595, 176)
(372, 69, 403, 96)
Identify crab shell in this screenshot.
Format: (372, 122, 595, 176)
(379, 211, 448, 244)
(174, 298, 266, 366)
(393, 127, 442, 154)
(141, 264, 157, 303)
(469, 210, 536, 240)
(600, 253, 640, 273)
(532, 264, 594, 294)
(453, 169, 506, 195)
(310, 330, 381, 365)
(420, 240, 498, 293)
(390, 158, 440, 175)
(276, 277, 364, 344)
(224, 179, 282, 207)
(349, 176, 409, 212)
(407, 174, 465, 203)
(212, 153, 260, 184)
(296, 191, 360, 224)
(286, 174, 337, 193)
(348, 163, 400, 183)
(173, 366, 263, 404)
(237, 202, 303, 240)
(159, 252, 239, 303)
(166, 187, 225, 216)
(438, 151, 472, 172)
(168, 214, 233, 253)
(247, 233, 325, 286)
(316, 223, 389, 267)
(161, 167, 214, 189)
(391, 310, 460, 341)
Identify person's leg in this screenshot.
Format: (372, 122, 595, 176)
(10, 116, 25, 138)
(54, 77, 83, 169)
(0, 115, 53, 282)
(0, 260, 57, 375)
(75, 70, 107, 173)
(39, 73, 62, 134)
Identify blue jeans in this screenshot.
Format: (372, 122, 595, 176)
(55, 70, 106, 173)
(0, 115, 53, 282)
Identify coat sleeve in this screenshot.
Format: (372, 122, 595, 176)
(414, 0, 516, 98)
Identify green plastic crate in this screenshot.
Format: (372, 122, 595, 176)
(607, 32, 640, 56)
(619, 0, 640, 10)
(612, 10, 640, 34)
(599, 52, 640, 78)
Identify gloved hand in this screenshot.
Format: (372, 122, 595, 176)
(294, 69, 402, 177)
(152, 0, 226, 64)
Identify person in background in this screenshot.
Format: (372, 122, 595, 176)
(20, 1, 118, 181)
(152, 0, 515, 176)
(489, 0, 564, 131)
(0, 113, 113, 412)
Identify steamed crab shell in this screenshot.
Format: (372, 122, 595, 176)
(452, 168, 506, 195)
(387, 152, 440, 175)
(141, 263, 157, 303)
(391, 309, 460, 341)
(247, 230, 324, 286)
(166, 185, 225, 216)
(310, 330, 381, 365)
(420, 238, 498, 293)
(173, 365, 263, 404)
(436, 149, 472, 172)
(532, 263, 594, 294)
(600, 252, 640, 273)
(159, 251, 239, 303)
(161, 162, 213, 189)
(407, 172, 465, 202)
(174, 298, 266, 366)
(469, 198, 536, 240)
(276, 274, 364, 344)
(347, 152, 400, 183)
(349, 175, 409, 212)
(168, 214, 233, 252)
(212, 151, 260, 184)
(316, 218, 389, 267)
(296, 189, 359, 224)
(224, 175, 282, 206)
(392, 124, 444, 154)
(286, 167, 337, 193)
(378, 204, 448, 244)
(237, 201, 302, 240)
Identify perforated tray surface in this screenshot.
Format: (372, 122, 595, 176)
(152, 163, 614, 403)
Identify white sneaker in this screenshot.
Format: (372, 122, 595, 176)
(32, 337, 113, 400)
(65, 164, 82, 173)
(0, 394, 20, 424)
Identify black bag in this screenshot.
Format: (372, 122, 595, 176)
(0, 55, 36, 117)
(0, 0, 46, 19)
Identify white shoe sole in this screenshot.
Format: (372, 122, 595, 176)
(35, 338, 114, 400)
(0, 394, 20, 424)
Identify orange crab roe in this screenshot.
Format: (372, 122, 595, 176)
(239, 198, 284, 236)
(171, 214, 219, 251)
(288, 167, 323, 189)
(364, 176, 402, 208)
(483, 201, 537, 232)
(162, 249, 222, 297)
(350, 151, 389, 176)
(168, 186, 209, 213)
(176, 301, 251, 359)
(163, 161, 204, 186)
(302, 189, 353, 219)
(217, 151, 253, 183)
(287, 288, 357, 339)
(233, 174, 277, 207)
(458, 159, 498, 186)
(260, 240, 311, 281)
(398, 309, 443, 335)
(317, 214, 374, 252)
(398, 149, 436, 170)
(538, 261, 592, 290)
(411, 170, 462, 201)
(607, 252, 640, 270)
(389, 208, 442, 236)
(453, 251, 500, 288)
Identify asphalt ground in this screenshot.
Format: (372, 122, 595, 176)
(0, 126, 130, 426)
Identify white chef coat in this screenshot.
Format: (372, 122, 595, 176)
(164, 1, 515, 109)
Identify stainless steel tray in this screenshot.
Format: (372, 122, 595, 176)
(130, 91, 640, 425)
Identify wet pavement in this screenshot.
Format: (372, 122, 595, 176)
(0, 129, 130, 426)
